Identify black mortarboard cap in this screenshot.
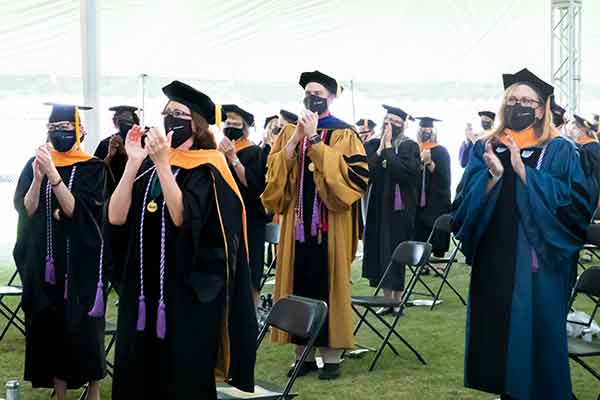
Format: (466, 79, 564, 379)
(45, 102, 92, 123)
(109, 105, 140, 113)
(478, 111, 496, 120)
(222, 104, 255, 127)
(162, 80, 216, 124)
(382, 104, 413, 121)
(415, 117, 441, 128)
(264, 115, 278, 129)
(280, 109, 299, 124)
(356, 119, 377, 130)
(574, 114, 591, 129)
(299, 70, 343, 97)
(502, 68, 554, 102)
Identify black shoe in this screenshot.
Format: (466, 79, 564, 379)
(287, 360, 318, 378)
(318, 363, 341, 380)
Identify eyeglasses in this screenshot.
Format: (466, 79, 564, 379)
(161, 109, 192, 119)
(506, 96, 542, 108)
(47, 122, 75, 132)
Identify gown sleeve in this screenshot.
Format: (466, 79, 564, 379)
(515, 138, 594, 271)
(238, 147, 266, 199)
(382, 140, 421, 184)
(261, 125, 299, 215)
(459, 141, 472, 168)
(431, 146, 452, 193)
(307, 129, 369, 212)
(451, 141, 503, 264)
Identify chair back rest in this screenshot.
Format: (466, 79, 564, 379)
(265, 223, 281, 245)
(391, 241, 432, 268)
(266, 296, 327, 339)
(575, 267, 600, 298)
(432, 213, 453, 234)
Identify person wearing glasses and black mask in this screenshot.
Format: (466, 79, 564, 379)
(109, 81, 257, 399)
(14, 103, 108, 400)
(452, 68, 595, 400)
(219, 105, 267, 304)
(362, 105, 420, 316)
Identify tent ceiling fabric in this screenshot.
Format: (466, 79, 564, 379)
(0, 0, 599, 84)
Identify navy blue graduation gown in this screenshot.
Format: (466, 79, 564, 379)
(452, 137, 595, 399)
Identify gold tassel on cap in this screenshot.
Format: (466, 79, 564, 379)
(215, 104, 222, 128)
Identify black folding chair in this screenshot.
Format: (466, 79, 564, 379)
(217, 295, 327, 400)
(424, 214, 467, 310)
(578, 210, 600, 272)
(567, 267, 600, 383)
(0, 269, 25, 341)
(260, 223, 281, 291)
(78, 321, 117, 400)
(350, 241, 431, 371)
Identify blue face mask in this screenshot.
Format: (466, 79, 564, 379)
(48, 130, 76, 152)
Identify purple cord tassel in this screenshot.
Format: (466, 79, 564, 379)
(310, 203, 320, 237)
(156, 301, 166, 339)
(88, 282, 105, 317)
(136, 296, 146, 331)
(531, 249, 540, 272)
(295, 222, 305, 243)
(63, 274, 68, 300)
(394, 185, 404, 211)
(45, 256, 56, 285)
(420, 169, 427, 207)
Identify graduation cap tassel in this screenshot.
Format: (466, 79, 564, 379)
(394, 184, 404, 211)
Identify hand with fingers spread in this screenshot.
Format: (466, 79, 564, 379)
(483, 142, 503, 179)
(145, 127, 172, 167)
(125, 125, 148, 166)
(505, 136, 526, 183)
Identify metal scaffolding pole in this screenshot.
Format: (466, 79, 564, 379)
(80, 0, 101, 149)
(550, 0, 582, 115)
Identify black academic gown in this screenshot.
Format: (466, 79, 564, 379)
(111, 160, 257, 400)
(577, 141, 600, 212)
(415, 145, 452, 257)
(94, 135, 127, 192)
(362, 138, 421, 289)
(359, 138, 381, 237)
(231, 144, 267, 290)
(13, 158, 108, 389)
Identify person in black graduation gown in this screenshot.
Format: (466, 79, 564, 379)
(362, 105, 421, 315)
(94, 105, 141, 292)
(109, 81, 256, 400)
(356, 118, 378, 238)
(219, 104, 267, 303)
(94, 105, 140, 191)
(13, 104, 108, 400)
(414, 117, 451, 258)
(569, 115, 600, 211)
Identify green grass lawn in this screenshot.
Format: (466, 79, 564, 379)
(0, 257, 599, 399)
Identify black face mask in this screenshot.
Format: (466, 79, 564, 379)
(303, 94, 328, 114)
(118, 121, 134, 139)
(164, 115, 193, 148)
(505, 104, 536, 132)
(49, 130, 76, 152)
(391, 125, 404, 137)
(481, 120, 493, 130)
(420, 132, 432, 142)
(224, 127, 244, 141)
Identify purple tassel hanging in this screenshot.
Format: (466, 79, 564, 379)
(531, 249, 540, 272)
(310, 197, 320, 237)
(63, 273, 68, 300)
(156, 301, 166, 339)
(295, 222, 305, 243)
(88, 282, 105, 317)
(136, 295, 146, 331)
(45, 256, 56, 285)
(420, 169, 427, 207)
(394, 185, 404, 211)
